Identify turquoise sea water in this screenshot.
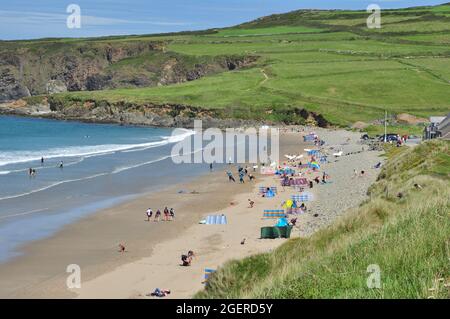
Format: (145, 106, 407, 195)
(0, 116, 206, 262)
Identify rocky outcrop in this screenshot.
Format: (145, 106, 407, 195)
(0, 68, 30, 101)
(46, 80, 67, 94)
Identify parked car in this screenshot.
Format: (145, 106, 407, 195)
(378, 134, 400, 142)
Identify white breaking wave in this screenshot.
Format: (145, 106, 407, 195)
(0, 147, 203, 202)
(0, 129, 195, 168)
(0, 172, 110, 201)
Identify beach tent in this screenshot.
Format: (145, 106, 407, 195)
(204, 215, 228, 225)
(275, 218, 289, 227)
(260, 226, 293, 239)
(262, 210, 285, 219)
(282, 199, 294, 209)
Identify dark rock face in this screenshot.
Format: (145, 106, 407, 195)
(45, 97, 262, 129)
(0, 68, 30, 101)
(0, 40, 258, 102)
(86, 74, 113, 91)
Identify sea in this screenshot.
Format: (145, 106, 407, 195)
(0, 115, 211, 263)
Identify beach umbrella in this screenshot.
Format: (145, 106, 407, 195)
(310, 161, 320, 169)
(285, 199, 293, 208)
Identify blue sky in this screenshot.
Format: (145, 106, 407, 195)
(0, 0, 445, 40)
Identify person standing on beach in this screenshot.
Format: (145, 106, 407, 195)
(41, 157, 44, 165)
(59, 161, 64, 169)
(170, 208, 175, 221)
(155, 209, 161, 222)
(146, 208, 153, 221)
(209, 163, 213, 171)
(163, 207, 169, 221)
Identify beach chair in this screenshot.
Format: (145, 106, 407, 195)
(203, 268, 216, 285)
(262, 209, 285, 219)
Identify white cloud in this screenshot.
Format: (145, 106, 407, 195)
(0, 10, 191, 27)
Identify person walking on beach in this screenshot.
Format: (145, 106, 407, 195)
(209, 163, 213, 171)
(227, 171, 235, 182)
(146, 208, 153, 221)
(155, 209, 161, 222)
(239, 173, 245, 183)
(170, 208, 175, 221)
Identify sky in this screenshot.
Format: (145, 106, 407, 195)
(0, 0, 446, 40)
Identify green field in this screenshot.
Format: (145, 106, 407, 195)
(36, 3, 450, 128)
(196, 140, 450, 298)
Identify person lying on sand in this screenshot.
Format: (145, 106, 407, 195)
(148, 288, 171, 297)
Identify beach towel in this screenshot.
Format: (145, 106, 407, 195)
(263, 210, 285, 219)
(260, 167, 276, 175)
(291, 193, 313, 202)
(204, 215, 228, 224)
(259, 186, 278, 194)
(307, 150, 320, 156)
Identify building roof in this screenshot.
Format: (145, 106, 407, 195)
(430, 116, 445, 124)
(438, 113, 450, 140)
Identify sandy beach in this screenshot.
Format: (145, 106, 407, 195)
(0, 127, 383, 298)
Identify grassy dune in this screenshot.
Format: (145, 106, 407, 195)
(196, 140, 450, 298)
(54, 3, 450, 129)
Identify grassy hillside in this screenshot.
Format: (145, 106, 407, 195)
(47, 3, 450, 128)
(195, 140, 450, 298)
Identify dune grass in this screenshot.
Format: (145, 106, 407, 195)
(195, 140, 450, 299)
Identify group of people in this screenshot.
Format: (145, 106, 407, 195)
(146, 207, 175, 222)
(226, 165, 255, 183)
(28, 158, 64, 177)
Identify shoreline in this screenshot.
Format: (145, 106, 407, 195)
(0, 127, 383, 298)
